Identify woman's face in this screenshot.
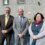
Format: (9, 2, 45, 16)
(36, 14, 42, 22)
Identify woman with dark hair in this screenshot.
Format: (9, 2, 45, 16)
(29, 12, 45, 45)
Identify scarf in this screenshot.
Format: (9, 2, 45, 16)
(31, 21, 43, 45)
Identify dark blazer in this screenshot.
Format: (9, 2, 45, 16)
(0, 15, 14, 34)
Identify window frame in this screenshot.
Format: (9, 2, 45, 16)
(3, 0, 9, 5)
(17, 0, 25, 4)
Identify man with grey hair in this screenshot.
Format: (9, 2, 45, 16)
(13, 7, 29, 45)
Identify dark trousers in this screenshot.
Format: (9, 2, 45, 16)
(10, 32, 14, 45)
(31, 39, 36, 45)
(24, 36, 30, 45)
(0, 33, 12, 45)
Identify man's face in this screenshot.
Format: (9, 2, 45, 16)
(18, 8, 24, 16)
(4, 7, 11, 15)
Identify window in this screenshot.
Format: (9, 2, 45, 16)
(3, 0, 9, 5)
(17, 0, 25, 4)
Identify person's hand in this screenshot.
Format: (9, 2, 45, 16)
(2, 30, 8, 34)
(18, 33, 23, 38)
(32, 35, 37, 39)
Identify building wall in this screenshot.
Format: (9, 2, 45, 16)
(0, 0, 45, 19)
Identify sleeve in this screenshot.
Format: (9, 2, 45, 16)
(35, 24, 45, 39)
(22, 19, 29, 35)
(29, 24, 34, 37)
(13, 18, 19, 35)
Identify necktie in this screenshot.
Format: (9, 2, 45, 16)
(5, 15, 9, 26)
(20, 17, 23, 24)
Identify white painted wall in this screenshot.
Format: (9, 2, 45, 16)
(0, 0, 45, 19)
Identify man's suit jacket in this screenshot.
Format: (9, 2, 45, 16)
(0, 15, 14, 35)
(13, 16, 29, 38)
